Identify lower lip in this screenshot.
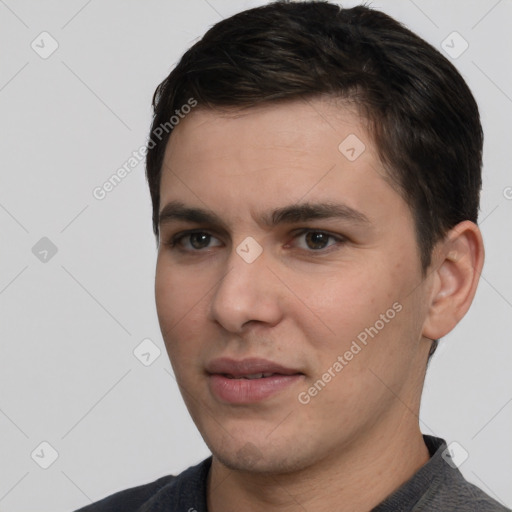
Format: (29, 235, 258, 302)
(208, 374, 303, 404)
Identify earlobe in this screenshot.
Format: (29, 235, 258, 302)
(422, 221, 485, 340)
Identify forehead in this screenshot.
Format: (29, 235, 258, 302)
(159, 97, 407, 230)
(165, 97, 370, 165)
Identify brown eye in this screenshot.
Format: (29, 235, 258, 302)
(167, 231, 222, 251)
(188, 233, 212, 250)
(304, 231, 331, 250)
(291, 230, 344, 252)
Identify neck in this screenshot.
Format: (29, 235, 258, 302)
(207, 418, 430, 512)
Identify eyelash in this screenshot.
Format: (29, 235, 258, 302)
(164, 229, 347, 254)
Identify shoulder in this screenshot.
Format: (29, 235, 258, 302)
(419, 437, 510, 511)
(73, 474, 177, 512)
(419, 472, 510, 511)
(72, 457, 212, 512)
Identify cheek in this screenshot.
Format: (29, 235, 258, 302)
(155, 263, 178, 331)
(155, 258, 218, 371)
(155, 260, 197, 351)
(293, 259, 418, 388)
(155, 256, 207, 322)
(295, 264, 396, 343)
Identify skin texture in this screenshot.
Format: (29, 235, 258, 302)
(154, 96, 484, 511)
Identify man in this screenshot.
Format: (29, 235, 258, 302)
(75, 1, 510, 510)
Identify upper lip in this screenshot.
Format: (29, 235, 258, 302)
(206, 357, 303, 378)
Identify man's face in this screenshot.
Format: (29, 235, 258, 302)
(155, 97, 433, 473)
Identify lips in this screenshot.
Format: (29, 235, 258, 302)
(206, 357, 304, 404)
(224, 372, 277, 379)
(206, 357, 303, 378)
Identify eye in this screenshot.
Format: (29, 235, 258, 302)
(164, 229, 346, 254)
(290, 229, 345, 252)
(166, 231, 222, 251)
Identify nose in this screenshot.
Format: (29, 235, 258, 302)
(209, 241, 283, 333)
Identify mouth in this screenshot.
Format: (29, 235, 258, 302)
(206, 357, 303, 377)
(222, 372, 285, 379)
(206, 357, 304, 404)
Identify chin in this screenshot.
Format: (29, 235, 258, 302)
(211, 439, 313, 475)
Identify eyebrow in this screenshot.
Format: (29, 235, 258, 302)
(158, 200, 370, 229)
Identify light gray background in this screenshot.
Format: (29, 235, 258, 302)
(0, 1, 511, 511)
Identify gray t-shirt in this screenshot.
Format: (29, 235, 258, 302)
(74, 435, 510, 511)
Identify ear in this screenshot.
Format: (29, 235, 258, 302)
(422, 220, 485, 340)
